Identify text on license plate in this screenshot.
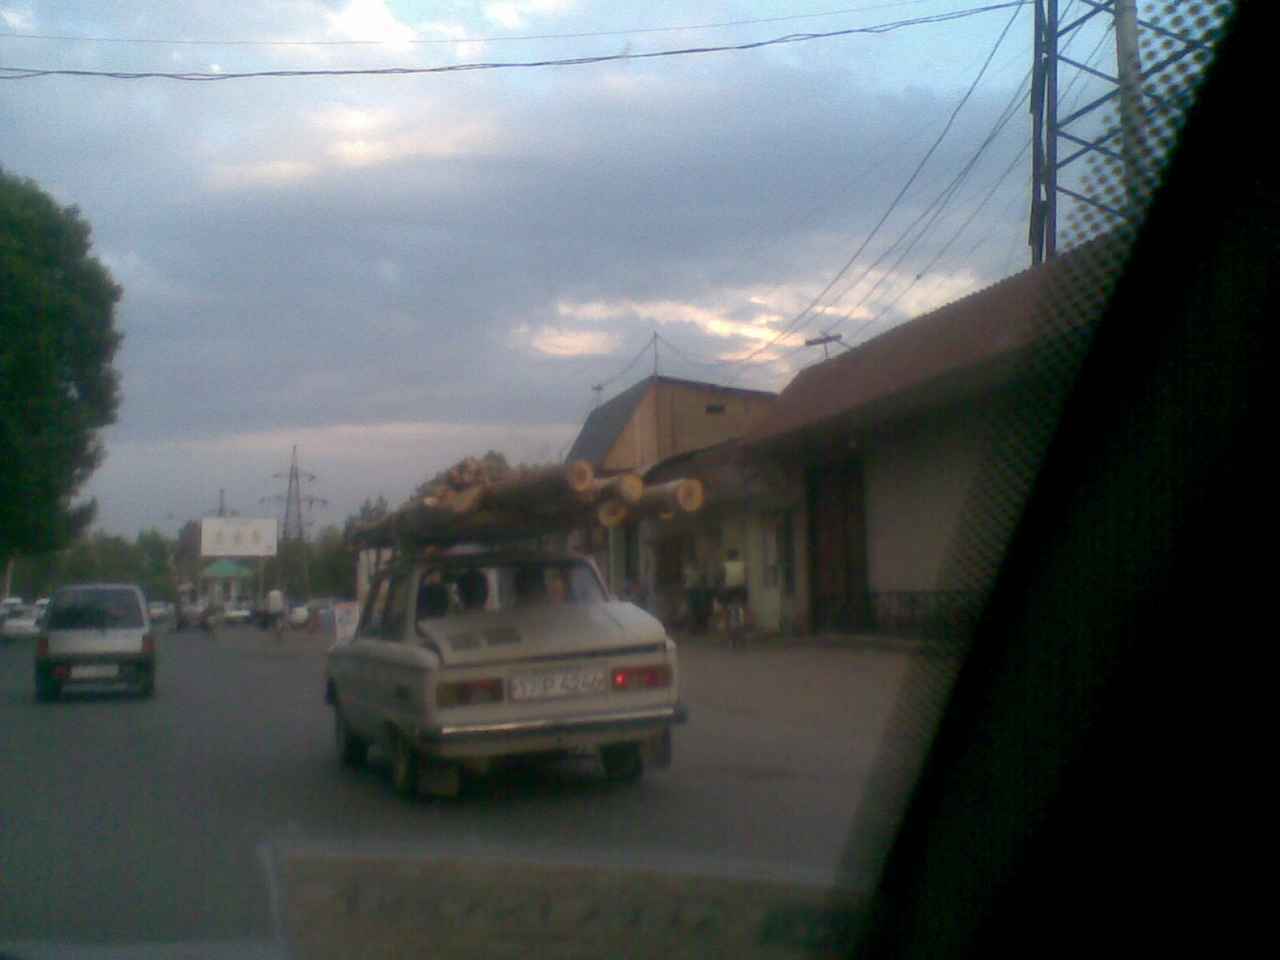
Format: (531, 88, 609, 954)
(70, 664, 120, 680)
(510, 666, 607, 702)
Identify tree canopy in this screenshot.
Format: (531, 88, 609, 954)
(1, 168, 122, 563)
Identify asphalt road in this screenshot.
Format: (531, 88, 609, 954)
(0, 625, 954, 951)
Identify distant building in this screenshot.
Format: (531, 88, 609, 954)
(567, 375, 776, 474)
(564, 376, 778, 595)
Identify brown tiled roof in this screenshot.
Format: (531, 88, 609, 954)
(747, 234, 1122, 448)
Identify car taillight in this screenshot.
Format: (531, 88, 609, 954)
(611, 664, 672, 691)
(37, 637, 49, 657)
(437, 677, 504, 708)
(142, 633, 155, 654)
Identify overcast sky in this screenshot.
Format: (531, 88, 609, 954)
(2, 0, 1138, 538)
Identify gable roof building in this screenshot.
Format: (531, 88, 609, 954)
(566, 375, 776, 473)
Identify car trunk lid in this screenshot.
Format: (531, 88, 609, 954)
(423, 602, 666, 669)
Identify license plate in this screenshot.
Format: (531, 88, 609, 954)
(510, 666, 606, 702)
(70, 664, 120, 680)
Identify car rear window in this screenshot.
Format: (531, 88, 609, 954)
(414, 562, 606, 626)
(47, 588, 144, 630)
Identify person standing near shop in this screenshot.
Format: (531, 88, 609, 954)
(266, 587, 285, 633)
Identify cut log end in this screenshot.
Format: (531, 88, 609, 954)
(617, 473, 644, 504)
(566, 460, 595, 494)
(597, 500, 629, 528)
(676, 478, 704, 513)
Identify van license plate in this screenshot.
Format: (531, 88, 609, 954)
(71, 664, 120, 680)
(511, 667, 606, 701)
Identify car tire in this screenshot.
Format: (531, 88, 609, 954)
(601, 742, 644, 783)
(390, 731, 419, 800)
(35, 669, 60, 702)
(334, 705, 367, 767)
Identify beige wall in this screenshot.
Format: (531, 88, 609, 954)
(863, 390, 1018, 594)
(602, 385, 659, 472)
(603, 382, 775, 472)
(658, 382, 773, 458)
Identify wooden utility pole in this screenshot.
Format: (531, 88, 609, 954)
(1114, 0, 1145, 220)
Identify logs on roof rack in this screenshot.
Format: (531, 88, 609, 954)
(422, 461, 597, 514)
(353, 455, 704, 548)
(596, 477, 705, 529)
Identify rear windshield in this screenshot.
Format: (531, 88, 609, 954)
(47, 588, 144, 630)
(415, 561, 606, 624)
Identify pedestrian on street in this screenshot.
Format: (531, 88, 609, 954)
(266, 587, 285, 636)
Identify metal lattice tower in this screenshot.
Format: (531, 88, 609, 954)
(1030, 0, 1221, 262)
(262, 446, 327, 597)
(266, 445, 327, 542)
(280, 446, 307, 541)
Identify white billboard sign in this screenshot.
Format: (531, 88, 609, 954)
(201, 517, 279, 557)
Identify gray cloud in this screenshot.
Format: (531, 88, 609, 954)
(1, 1, 1068, 534)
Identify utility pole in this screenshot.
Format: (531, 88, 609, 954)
(1114, 0, 1144, 221)
(651, 332, 659, 378)
(592, 384, 603, 408)
(1030, 0, 1210, 262)
(805, 333, 843, 360)
(1030, 0, 1060, 264)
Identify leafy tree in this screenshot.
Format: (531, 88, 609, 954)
(309, 525, 355, 599)
(343, 496, 388, 539)
(135, 529, 177, 601)
(0, 168, 122, 573)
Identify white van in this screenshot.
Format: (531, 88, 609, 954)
(36, 583, 156, 700)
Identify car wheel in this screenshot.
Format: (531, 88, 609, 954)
(390, 732, 419, 800)
(35, 671, 60, 703)
(601, 742, 644, 783)
(334, 705, 367, 767)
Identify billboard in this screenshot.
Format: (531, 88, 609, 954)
(201, 517, 278, 557)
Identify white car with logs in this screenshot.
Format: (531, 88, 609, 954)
(325, 548, 685, 798)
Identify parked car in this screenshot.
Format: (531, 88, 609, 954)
(146, 600, 174, 623)
(2, 605, 42, 641)
(1, 596, 24, 624)
(223, 604, 252, 624)
(35, 583, 155, 700)
(325, 549, 684, 799)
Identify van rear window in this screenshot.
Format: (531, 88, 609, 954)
(47, 588, 144, 630)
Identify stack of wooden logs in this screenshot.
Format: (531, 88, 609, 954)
(354, 457, 705, 547)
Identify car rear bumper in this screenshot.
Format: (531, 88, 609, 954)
(36, 653, 154, 686)
(418, 703, 687, 758)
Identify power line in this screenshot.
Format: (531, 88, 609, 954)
(723, 0, 1027, 378)
(818, 59, 1034, 338)
(592, 336, 655, 393)
(816, 0, 1029, 331)
(0, 4, 1032, 81)
(823, 0, 1100, 346)
(0, 1, 941, 47)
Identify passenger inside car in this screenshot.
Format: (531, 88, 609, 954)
(416, 581, 450, 620)
(456, 569, 488, 612)
(513, 567, 547, 607)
